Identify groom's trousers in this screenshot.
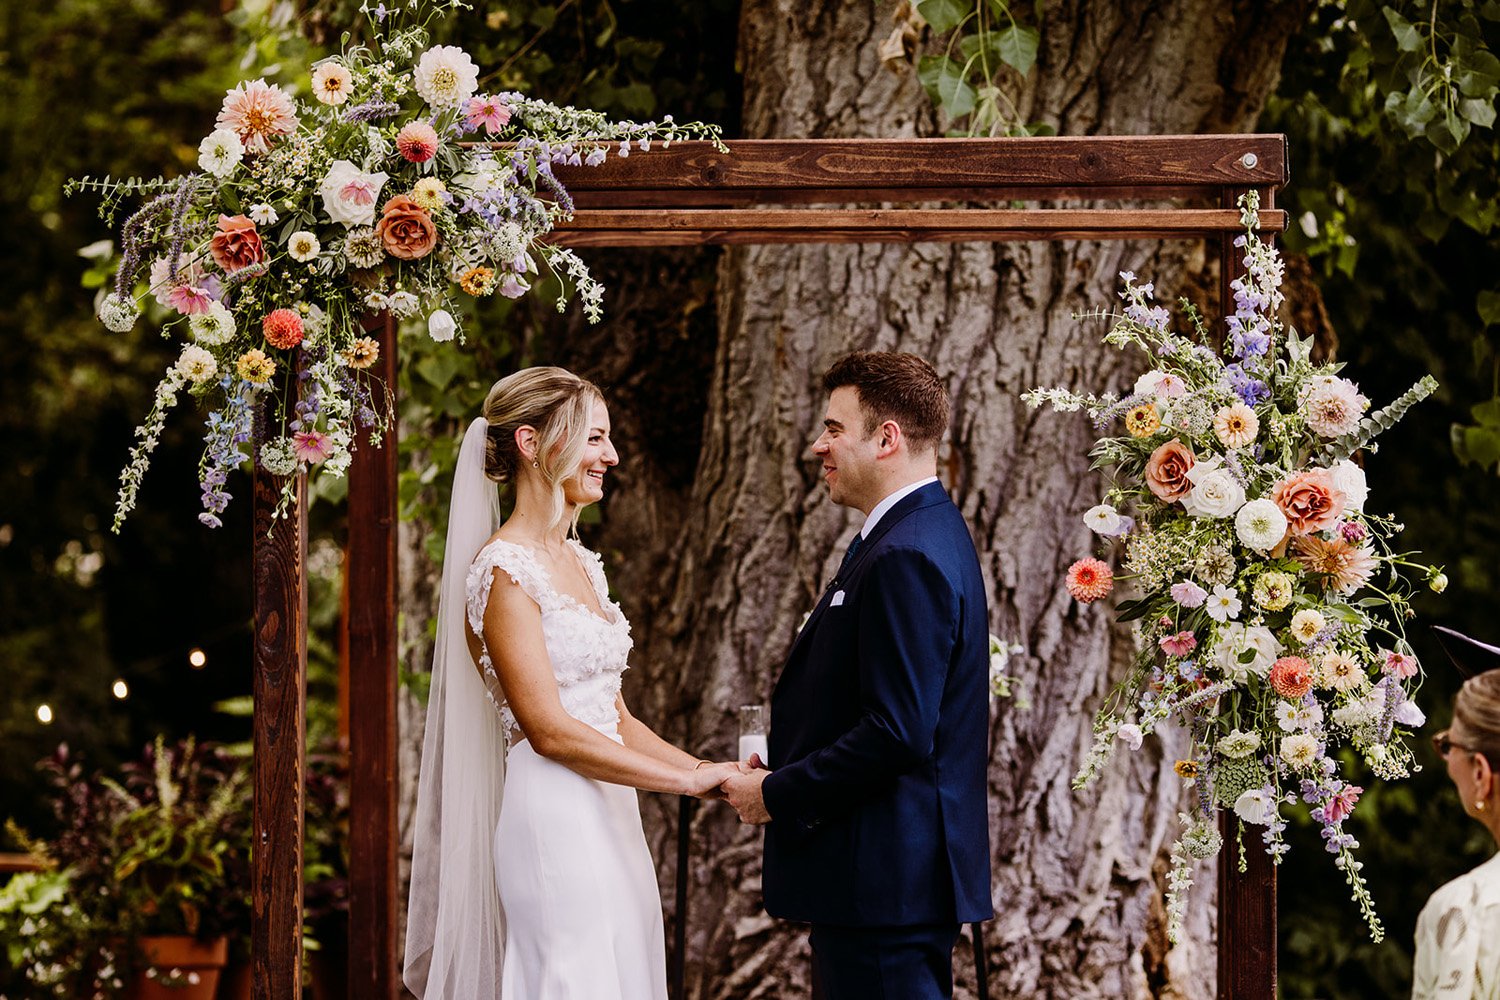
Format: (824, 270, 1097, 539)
(809, 922, 962, 1000)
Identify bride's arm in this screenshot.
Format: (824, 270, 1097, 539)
(615, 695, 702, 769)
(483, 571, 733, 796)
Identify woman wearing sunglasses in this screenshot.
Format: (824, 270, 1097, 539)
(1413, 659, 1500, 1000)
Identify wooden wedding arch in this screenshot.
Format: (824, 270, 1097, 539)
(249, 134, 1287, 1000)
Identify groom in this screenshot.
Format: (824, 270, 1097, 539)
(722, 351, 992, 1000)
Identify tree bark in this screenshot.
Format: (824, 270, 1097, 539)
(585, 2, 1312, 998)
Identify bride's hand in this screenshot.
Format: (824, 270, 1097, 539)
(686, 761, 742, 799)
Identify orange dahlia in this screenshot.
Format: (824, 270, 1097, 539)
(1066, 558, 1114, 603)
(263, 308, 304, 350)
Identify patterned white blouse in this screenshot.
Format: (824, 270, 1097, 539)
(1413, 851, 1500, 999)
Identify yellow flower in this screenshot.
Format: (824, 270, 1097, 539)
(411, 177, 448, 211)
(236, 349, 276, 385)
(1124, 403, 1161, 438)
(342, 336, 380, 370)
(1214, 402, 1260, 449)
(1174, 759, 1201, 780)
(459, 265, 496, 296)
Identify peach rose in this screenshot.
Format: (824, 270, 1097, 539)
(1273, 469, 1345, 536)
(375, 195, 437, 260)
(209, 214, 265, 273)
(1145, 439, 1196, 502)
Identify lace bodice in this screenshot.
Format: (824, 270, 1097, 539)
(465, 538, 633, 746)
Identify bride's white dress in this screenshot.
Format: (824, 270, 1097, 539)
(465, 537, 668, 1000)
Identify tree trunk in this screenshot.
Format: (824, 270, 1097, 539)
(589, 2, 1311, 998)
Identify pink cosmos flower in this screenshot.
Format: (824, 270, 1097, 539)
(1158, 631, 1198, 657)
(465, 94, 512, 134)
(1170, 580, 1208, 608)
(1324, 784, 1363, 823)
(149, 255, 221, 315)
(292, 430, 335, 464)
(216, 79, 298, 154)
(1383, 650, 1419, 679)
(1066, 558, 1113, 603)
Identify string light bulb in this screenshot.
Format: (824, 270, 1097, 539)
(112, 680, 129, 699)
(188, 648, 207, 669)
(36, 704, 53, 724)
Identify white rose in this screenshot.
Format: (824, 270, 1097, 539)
(1235, 497, 1288, 552)
(1328, 460, 1369, 514)
(1213, 623, 1282, 681)
(318, 159, 389, 228)
(1181, 460, 1246, 519)
(428, 309, 457, 342)
(1234, 788, 1276, 825)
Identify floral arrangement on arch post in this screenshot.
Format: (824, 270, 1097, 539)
(70, 0, 723, 531)
(1023, 193, 1442, 944)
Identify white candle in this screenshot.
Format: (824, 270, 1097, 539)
(738, 733, 769, 764)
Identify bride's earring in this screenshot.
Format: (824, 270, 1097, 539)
(532, 460, 539, 468)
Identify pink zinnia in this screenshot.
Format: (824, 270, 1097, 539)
(262, 308, 304, 350)
(217, 79, 298, 154)
(292, 430, 334, 464)
(396, 121, 440, 163)
(1158, 630, 1198, 657)
(1065, 558, 1113, 603)
(1384, 650, 1419, 679)
(465, 94, 512, 134)
(1324, 784, 1363, 823)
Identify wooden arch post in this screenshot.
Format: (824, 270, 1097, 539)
(253, 133, 1288, 1000)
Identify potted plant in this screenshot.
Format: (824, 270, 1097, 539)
(0, 862, 127, 998)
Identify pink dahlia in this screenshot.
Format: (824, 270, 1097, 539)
(465, 94, 512, 134)
(396, 121, 440, 164)
(262, 308, 304, 350)
(217, 79, 298, 154)
(1269, 656, 1313, 700)
(292, 430, 334, 464)
(1066, 558, 1114, 603)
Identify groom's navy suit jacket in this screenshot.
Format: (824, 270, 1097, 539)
(761, 481, 993, 927)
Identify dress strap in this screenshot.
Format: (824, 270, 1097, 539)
(567, 539, 613, 609)
(466, 539, 564, 635)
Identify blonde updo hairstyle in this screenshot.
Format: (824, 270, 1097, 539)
(483, 367, 603, 535)
(1454, 669, 1500, 766)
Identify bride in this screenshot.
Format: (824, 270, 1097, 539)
(403, 367, 742, 999)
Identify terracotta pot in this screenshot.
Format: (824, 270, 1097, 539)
(127, 935, 228, 1000)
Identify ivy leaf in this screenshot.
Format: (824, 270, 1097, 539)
(996, 24, 1040, 75)
(1383, 7, 1423, 52)
(1478, 289, 1500, 325)
(916, 0, 971, 34)
(1459, 97, 1497, 128)
(917, 54, 978, 119)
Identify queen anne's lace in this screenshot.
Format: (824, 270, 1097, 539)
(465, 538, 632, 745)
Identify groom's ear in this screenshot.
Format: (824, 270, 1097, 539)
(875, 419, 903, 457)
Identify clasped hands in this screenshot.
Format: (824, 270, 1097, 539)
(685, 754, 771, 825)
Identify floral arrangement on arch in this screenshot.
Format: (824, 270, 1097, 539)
(72, 0, 722, 531)
(1023, 193, 1442, 944)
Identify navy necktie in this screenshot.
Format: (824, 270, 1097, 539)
(836, 532, 864, 578)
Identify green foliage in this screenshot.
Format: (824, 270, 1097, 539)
(914, 0, 1049, 136)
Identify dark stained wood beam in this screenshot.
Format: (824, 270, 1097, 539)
(346, 312, 400, 1000)
(251, 449, 308, 1000)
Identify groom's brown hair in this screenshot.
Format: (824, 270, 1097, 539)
(823, 351, 950, 452)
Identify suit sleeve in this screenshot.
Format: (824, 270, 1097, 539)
(761, 546, 959, 828)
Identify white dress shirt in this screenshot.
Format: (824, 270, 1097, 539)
(860, 476, 940, 538)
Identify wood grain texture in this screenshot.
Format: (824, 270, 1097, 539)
(346, 312, 399, 1000)
(251, 450, 307, 1000)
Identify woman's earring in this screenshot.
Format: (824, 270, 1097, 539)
(1480, 797, 1490, 813)
(532, 460, 539, 468)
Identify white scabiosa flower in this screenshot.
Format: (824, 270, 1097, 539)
(1289, 609, 1325, 645)
(197, 128, 244, 178)
(287, 231, 321, 262)
(364, 291, 391, 312)
(175, 344, 219, 384)
(1235, 497, 1288, 552)
(189, 302, 236, 345)
(428, 309, 457, 342)
(248, 203, 279, 226)
(413, 45, 479, 109)
(1218, 729, 1262, 759)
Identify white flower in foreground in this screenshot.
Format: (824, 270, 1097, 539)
(287, 231, 321, 262)
(428, 309, 457, 342)
(1279, 733, 1322, 771)
(1205, 585, 1242, 623)
(311, 61, 354, 106)
(1235, 498, 1288, 552)
(1218, 729, 1262, 759)
(1328, 459, 1369, 513)
(248, 203, 279, 226)
(1084, 504, 1123, 535)
(175, 344, 219, 384)
(197, 128, 244, 178)
(1300, 376, 1368, 438)
(1134, 369, 1186, 399)
(388, 290, 420, 317)
(1276, 698, 1323, 732)
(318, 160, 389, 228)
(189, 302, 236, 345)
(1181, 459, 1246, 519)
(1212, 623, 1281, 680)
(1234, 788, 1276, 825)
(413, 45, 479, 109)
(98, 293, 140, 332)
(1116, 723, 1144, 751)
(1289, 609, 1326, 645)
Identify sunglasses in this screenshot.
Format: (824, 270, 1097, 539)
(1431, 729, 1478, 758)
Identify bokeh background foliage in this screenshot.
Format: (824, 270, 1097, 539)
(1, 1, 1497, 997)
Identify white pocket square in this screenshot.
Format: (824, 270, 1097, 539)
(830, 590, 845, 607)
